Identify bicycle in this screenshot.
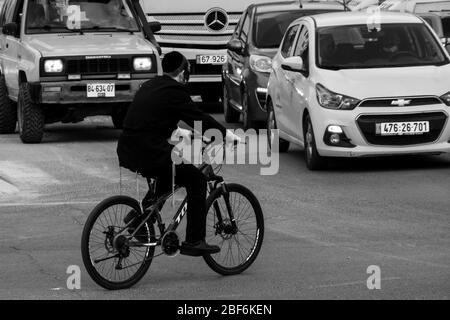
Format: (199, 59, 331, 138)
(81, 140, 265, 290)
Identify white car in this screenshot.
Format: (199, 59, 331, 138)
(266, 11, 450, 170)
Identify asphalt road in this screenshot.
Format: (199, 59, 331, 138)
(0, 104, 449, 300)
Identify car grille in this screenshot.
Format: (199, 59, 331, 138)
(357, 112, 447, 146)
(148, 12, 241, 49)
(66, 58, 132, 75)
(358, 96, 442, 108)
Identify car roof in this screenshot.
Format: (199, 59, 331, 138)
(249, 0, 344, 14)
(304, 11, 423, 27)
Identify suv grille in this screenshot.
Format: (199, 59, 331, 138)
(148, 12, 241, 49)
(189, 61, 223, 76)
(357, 112, 447, 146)
(66, 58, 131, 75)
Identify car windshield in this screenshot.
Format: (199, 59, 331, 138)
(25, 0, 139, 34)
(317, 23, 448, 69)
(254, 10, 336, 48)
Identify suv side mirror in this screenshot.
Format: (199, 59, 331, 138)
(2, 22, 19, 37)
(227, 39, 244, 54)
(148, 21, 161, 33)
(281, 56, 304, 73)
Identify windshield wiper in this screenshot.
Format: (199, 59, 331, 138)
(82, 26, 134, 34)
(28, 25, 83, 34)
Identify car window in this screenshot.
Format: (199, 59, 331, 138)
(293, 24, 309, 57)
(234, 11, 246, 37)
(240, 11, 250, 43)
(0, 0, 11, 27)
(4, 0, 16, 24)
(316, 23, 448, 69)
(25, 0, 139, 34)
(253, 10, 336, 49)
(442, 16, 450, 38)
(280, 24, 299, 58)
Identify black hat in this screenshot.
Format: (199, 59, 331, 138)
(162, 51, 187, 74)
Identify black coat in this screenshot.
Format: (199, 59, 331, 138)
(117, 75, 227, 175)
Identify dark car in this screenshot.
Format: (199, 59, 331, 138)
(222, 0, 344, 129)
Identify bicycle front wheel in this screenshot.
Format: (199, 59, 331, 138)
(203, 183, 264, 275)
(81, 195, 155, 290)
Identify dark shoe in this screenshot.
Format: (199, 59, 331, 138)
(180, 240, 220, 256)
(123, 210, 147, 243)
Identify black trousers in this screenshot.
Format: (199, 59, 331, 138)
(145, 163, 208, 243)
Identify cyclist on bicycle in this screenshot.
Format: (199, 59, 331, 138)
(117, 51, 240, 256)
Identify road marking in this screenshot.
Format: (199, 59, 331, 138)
(309, 277, 402, 290)
(0, 179, 19, 195)
(0, 200, 99, 208)
(0, 161, 59, 185)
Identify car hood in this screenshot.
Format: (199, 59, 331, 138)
(315, 64, 450, 99)
(26, 33, 156, 57)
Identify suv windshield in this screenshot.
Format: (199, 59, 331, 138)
(254, 10, 336, 48)
(317, 23, 448, 69)
(26, 0, 139, 34)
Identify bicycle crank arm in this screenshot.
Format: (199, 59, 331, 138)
(94, 254, 120, 264)
(128, 241, 158, 247)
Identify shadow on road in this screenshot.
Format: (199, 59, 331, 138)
(284, 148, 450, 172)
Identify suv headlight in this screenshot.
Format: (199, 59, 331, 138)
(44, 59, 63, 73)
(250, 55, 272, 73)
(316, 83, 360, 110)
(133, 57, 152, 71)
(440, 92, 450, 106)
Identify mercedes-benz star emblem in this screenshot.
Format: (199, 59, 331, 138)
(204, 8, 229, 32)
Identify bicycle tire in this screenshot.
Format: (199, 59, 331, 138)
(203, 183, 264, 275)
(81, 195, 155, 290)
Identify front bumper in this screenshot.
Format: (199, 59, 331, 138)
(310, 103, 450, 157)
(31, 79, 150, 104)
(245, 70, 270, 121)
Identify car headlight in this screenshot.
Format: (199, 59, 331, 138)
(316, 83, 360, 110)
(44, 59, 63, 73)
(440, 92, 450, 106)
(133, 57, 152, 71)
(250, 55, 272, 73)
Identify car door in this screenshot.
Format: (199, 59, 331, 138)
(272, 23, 300, 136)
(1, 0, 22, 99)
(285, 22, 311, 140)
(228, 9, 251, 109)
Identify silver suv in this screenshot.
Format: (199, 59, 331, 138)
(0, 0, 161, 143)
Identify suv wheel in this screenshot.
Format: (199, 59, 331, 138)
(223, 85, 239, 123)
(111, 104, 129, 129)
(242, 89, 258, 130)
(18, 83, 45, 144)
(266, 100, 289, 153)
(303, 114, 327, 170)
(0, 75, 17, 134)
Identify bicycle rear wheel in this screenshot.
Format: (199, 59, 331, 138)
(203, 183, 264, 275)
(81, 195, 155, 290)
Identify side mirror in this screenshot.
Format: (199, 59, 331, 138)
(281, 56, 304, 73)
(2, 22, 19, 37)
(227, 39, 244, 54)
(148, 21, 161, 33)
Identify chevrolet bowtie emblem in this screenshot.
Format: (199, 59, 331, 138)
(391, 99, 411, 107)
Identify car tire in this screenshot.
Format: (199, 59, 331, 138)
(266, 100, 289, 153)
(0, 75, 17, 134)
(242, 89, 258, 130)
(303, 114, 327, 170)
(223, 85, 240, 123)
(111, 104, 129, 129)
(18, 82, 45, 144)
